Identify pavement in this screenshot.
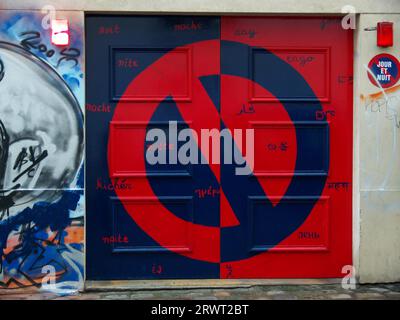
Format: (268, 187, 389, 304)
(1, 283, 400, 300)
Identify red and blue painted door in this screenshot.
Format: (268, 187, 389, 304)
(86, 16, 353, 279)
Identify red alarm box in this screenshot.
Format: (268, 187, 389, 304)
(377, 22, 393, 47)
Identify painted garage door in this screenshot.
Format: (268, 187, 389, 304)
(86, 16, 353, 279)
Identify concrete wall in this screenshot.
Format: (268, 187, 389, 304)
(357, 14, 400, 283)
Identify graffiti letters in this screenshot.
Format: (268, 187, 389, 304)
(237, 104, 255, 115)
(98, 24, 120, 35)
(234, 29, 257, 39)
(19, 31, 80, 69)
(174, 21, 202, 32)
(287, 55, 315, 67)
(86, 103, 111, 113)
(96, 178, 133, 191)
(0, 12, 84, 291)
(316, 110, 335, 121)
(364, 93, 400, 128)
(327, 181, 350, 191)
(12, 146, 48, 183)
(195, 186, 220, 199)
(102, 234, 129, 244)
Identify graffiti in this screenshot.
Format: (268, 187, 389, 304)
(363, 87, 400, 128)
(237, 104, 255, 115)
(298, 231, 320, 239)
(327, 182, 350, 191)
(0, 11, 84, 291)
(338, 75, 353, 84)
(98, 24, 120, 35)
(225, 264, 233, 278)
(320, 19, 338, 30)
(96, 178, 132, 191)
(174, 21, 202, 32)
(117, 58, 139, 68)
(194, 186, 220, 199)
(234, 29, 257, 39)
(102, 234, 129, 244)
(19, 31, 81, 69)
(361, 78, 400, 189)
(316, 110, 335, 121)
(267, 142, 288, 152)
(12, 147, 48, 184)
(287, 55, 315, 66)
(86, 103, 111, 113)
(151, 264, 163, 275)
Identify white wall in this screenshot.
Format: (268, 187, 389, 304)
(357, 14, 400, 283)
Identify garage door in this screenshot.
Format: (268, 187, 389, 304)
(86, 16, 353, 280)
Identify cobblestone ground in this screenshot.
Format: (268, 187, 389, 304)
(1, 283, 400, 300)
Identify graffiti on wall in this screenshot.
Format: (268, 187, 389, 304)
(362, 60, 400, 190)
(0, 11, 84, 291)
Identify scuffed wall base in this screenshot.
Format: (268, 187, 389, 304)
(359, 191, 400, 283)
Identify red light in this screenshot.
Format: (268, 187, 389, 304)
(51, 19, 69, 46)
(377, 22, 393, 47)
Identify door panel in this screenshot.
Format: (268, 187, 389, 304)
(86, 15, 221, 279)
(220, 17, 353, 278)
(86, 16, 353, 280)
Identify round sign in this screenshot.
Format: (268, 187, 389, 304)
(109, 40, 327, 263)
(367, 53, 400, 88)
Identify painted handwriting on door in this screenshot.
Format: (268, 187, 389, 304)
(195, 186, 220, 199)
(86, 103, 111, 113)
(102, 234, 129, 244)
(287, 55, 315, 67)
(316, 110, 335, 120)
(327, 182, 350, 191)
(267, 142, 288, 152)
(237, 104, 255, 115)
(174, 21, 202, 31)
(152, 264, 163, 275)
(225, 264, 233, 278)
(234, 29, 257, 39)
(298, 231, 320, 239)
(96, 178, 133, 190)
(338, 75, 354, 84)
(117, 58, 139, 68)
(98, 24, 120, 35)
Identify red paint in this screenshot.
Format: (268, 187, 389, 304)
(219, 17, 353, 278)
(377, 22, 393, 47)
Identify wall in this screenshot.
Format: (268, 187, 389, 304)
(357, 14, 400, 283)
(0, 1, 399, 287)
(0, 10, 85, 292)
